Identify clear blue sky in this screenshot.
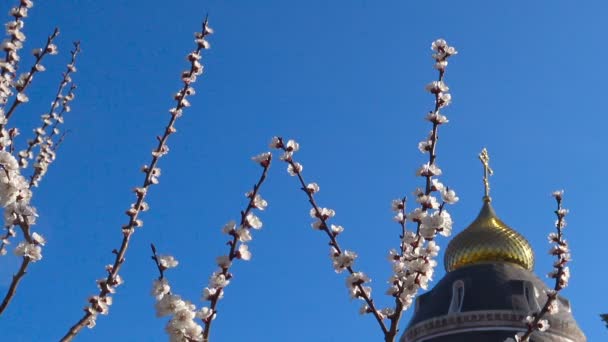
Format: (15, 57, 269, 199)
(0, 0, 605, 341)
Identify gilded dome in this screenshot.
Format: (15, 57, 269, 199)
(443, 197, 535, 272)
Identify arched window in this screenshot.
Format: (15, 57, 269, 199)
(524, 282, 540, 311)
(448, 280, 465, 313)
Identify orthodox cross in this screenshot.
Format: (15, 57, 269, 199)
(478, 148, 493, 199)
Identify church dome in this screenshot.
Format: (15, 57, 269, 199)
(443, 196, 535, 272)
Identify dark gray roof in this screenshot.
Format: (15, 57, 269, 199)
(402, 263, 585, 342)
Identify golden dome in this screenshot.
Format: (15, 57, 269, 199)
(444, 196, 535, 272)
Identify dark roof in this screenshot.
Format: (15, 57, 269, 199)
(402, 263, 585, 342)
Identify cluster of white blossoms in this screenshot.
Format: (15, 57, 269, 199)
(67, 21, 213, 337)
(0, 149, 40, 259)
(0, 1, 33, 110)
(151, 256, 207, 341)
(151, 151, 271, 342)
(384, 39, 458, 315)
(505, 191, 571, 342)
(0, 3, 72, 262)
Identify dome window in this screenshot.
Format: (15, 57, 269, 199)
(448, 280, 465, 313)
(524, 282, 540, 311)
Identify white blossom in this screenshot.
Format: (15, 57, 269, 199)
(287, 162, 303, 176)
(441, 188, 459, 204)
(416, 163, 442, 177)
(158, 255, 179, 269)
(222, 220, 236, 234)
(236, 228, 252, 242)
(197, 306, 214, 320)
(251, 152, 271, 166)
(286, 139, 299, 152)
(330, 224, 344, 235)
(31, 231, 45, 245)
(269, 136, 282, 149)
(156, 294, 187, 317)
(245, 213, 262, 229)
(252, 194, 267, 210)
(237, 244, 251, 261)
(151, 278, 171, 300)
(331, 248, 357, 273)
(306, 182, 320, 194)
(209, 271, 230, 288)
(14, 241, 41, 261)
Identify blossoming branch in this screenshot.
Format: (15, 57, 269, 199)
(506, 190, 572, 342)
(59, 18, 213, 341)
(383, 38, 458, 341)
(272, 136, 390, 335)
(0, 1, 80, 316)
(151, 152, 271, 341)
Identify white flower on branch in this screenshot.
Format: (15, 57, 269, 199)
(418, 140, 431, 153)
(425, 111, 449, 125)
(251, 193, 267, 210)
(201, 287, 223, 301)
(441, 188, 459, 204)
(391, 199, 405, 212)
(306, 182, 320, 194)
(237, 244, 252, 260)
(158, 255, 178, 270)
(197, 307, 214, 321)
(251, 152, 271, 167)
(287, 162, 303, 176)
(407, 208, 427, 223)
(536, 319, 550, 332)
(310, 207, 335, 220)
(437, 93, 452, 108)
(236, 227, 252, 242)
(331, 248, 357, 273)
(416, 194, 439, 210)
(552, 189, 564, 200)
(244, 213, 262, 229)
(416, 162, 442, 177)
(88, 296, 112, 315)
(156, 294, 187, 317)
(425, 81, 449, 94)
(269, 136, 282, 149)
(222, 220, 236, 235)
(151, 278, 171, 301)
(393, 211, 405, 224)
(14, 241, 41, 261)
(209, 271, 230, 288)
(286, 139, 299, 152)
(330, 224, 344, 235)
(346, 272, 371, 288)
(31, 231, 45, 245)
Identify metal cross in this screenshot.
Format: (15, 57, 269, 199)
(478, 148, 493, 198)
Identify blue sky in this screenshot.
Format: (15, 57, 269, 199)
(0, 0, 605, 341)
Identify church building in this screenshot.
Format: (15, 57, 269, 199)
(401, 150, 586, 342)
